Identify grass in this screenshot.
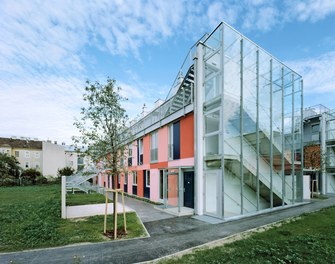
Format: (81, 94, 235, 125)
(66, 191, 108, 206)
(0, 185, 147, 252)
(161, 206, 335, 264)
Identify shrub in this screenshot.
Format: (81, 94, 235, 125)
(22, 168, 42, 185)
(0, 176, 17, 187)
(36, 176, 48, 184)
(57, 166, 75, 177)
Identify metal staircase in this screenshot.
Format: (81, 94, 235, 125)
(66, 170, 99, 193)
(164, 65, 194, 116)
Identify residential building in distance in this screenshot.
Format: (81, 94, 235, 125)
(303, 104, 335, 195)
(0, 137, 43, 171)
(98, 21, 304, 220)
(0, 137, 65, 177)
(64, 145, 90, 172)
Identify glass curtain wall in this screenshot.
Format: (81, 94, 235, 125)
(201, 22, 303, 218)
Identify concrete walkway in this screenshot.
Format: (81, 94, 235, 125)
(1, 197, 335, 264)
(120, 195, 174, 223)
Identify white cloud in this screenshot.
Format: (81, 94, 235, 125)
(1, 0, 335, 143)
(284, 0, 335, 22)
(286, 51, 335, 94)
(0, 76, 84, 144)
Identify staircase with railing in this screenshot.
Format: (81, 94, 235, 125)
(66, 170, 99, 193)
(224, 135, 293, 205)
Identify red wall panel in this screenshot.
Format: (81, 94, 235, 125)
(180, 113, 194, 159)
(137, 170, 144, 197)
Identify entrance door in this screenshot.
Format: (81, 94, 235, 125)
(183, 171, 194, 208)
(205, 170, 221, 217)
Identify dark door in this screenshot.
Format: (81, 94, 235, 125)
(184, 171, 194, 208)
(144, 170, 150, 198)
(132, 185, 137, 195)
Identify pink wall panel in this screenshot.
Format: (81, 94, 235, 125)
(150, 169, 159, 202)
(158, 126, 168, 162)
(132, 142, 137, 166)
(143, 135, 150, 165)
(168, 157, 194, 168)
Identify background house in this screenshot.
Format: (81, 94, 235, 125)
(303, 104, 335, 194)
(0, 137, 71, 177)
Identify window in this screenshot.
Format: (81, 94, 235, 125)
(159, 170, 164, 199)
(312, 124, 320, 141)
(146, 170, 150, 187)
(168, 121, 180, 160)
(125, 172, 128, 185)
(35, 152, 40, 158)
(25, 161, 30, 168)
(128, 143, 132, 166)
(34, 162, 40, 169)
(137, 138, 143, 165)
(15, 151, 19, 158)
(168, 125, 173, 159)
(312, 124, 320, 133)
(25, 151, 30, 158)
(120, 157, 124, 167)
(204, 109, 220, 156)
(118, 174, 121, 184)
(150, 131, 158, 162)
(132, 171, 137, 185)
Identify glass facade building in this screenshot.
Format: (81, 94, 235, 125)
(194, 22, 304, 218)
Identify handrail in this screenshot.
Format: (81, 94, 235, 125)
(224, 137, 292, 201)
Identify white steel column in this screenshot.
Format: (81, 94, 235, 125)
(320, 112, 327, 194)
(61, 176, 66, 219)
(194, 42, 204, 215)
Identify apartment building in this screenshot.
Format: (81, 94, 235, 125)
(0, 137, 43, 170)
(99, 21, 304, 220)
(64, 145, 91, 172)
(303, 104, 335, 194)
(0, 137, 65, 177)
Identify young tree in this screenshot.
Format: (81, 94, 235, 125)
(73, 78, 130, 188)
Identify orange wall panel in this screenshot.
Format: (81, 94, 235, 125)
(150, 161, 168, 169)
(180, 113, 194, 159)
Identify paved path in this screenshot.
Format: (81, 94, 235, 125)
(1, 197, 335, 264)
(120, 195, 174, 223)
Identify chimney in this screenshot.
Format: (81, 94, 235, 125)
(141, 103, 148, 117)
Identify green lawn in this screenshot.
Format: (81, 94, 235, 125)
(0, 185, 147, 252)
(161, 206, 335, 264)
(66, 191, 108, 206)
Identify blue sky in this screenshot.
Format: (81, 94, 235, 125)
(1, 0, 335, 144)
